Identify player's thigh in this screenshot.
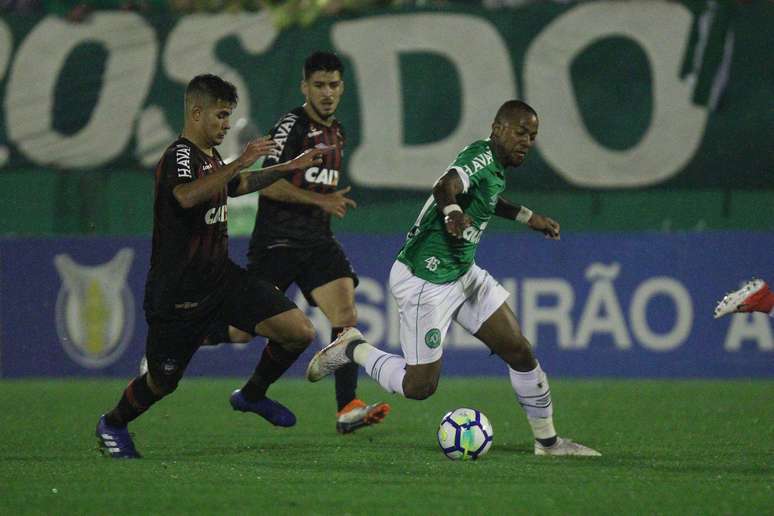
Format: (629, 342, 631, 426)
(254, 308, 315, 350)
(389, 261, 465, 365)
(299, 239, 359, 312)
(454, 265, 512, 340)
(222, 267, 310, 345)
(309, 276, 356, 326)
(246, 242, 303, 291)
(473, 302, 530, 354)
(226, 326, 252, 344)
(454, 266, 530, 356)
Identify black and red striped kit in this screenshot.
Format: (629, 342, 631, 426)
(144, 137, 238, 320)
(250, 106, 345, 248)
(141, 136, 296, 380)
(247, 106, 358, 306)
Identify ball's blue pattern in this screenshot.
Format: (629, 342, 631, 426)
(437, 408, 494, 460)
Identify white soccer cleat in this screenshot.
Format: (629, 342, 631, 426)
(534, 437, 601, 457)
(305, 327, 365, 382)
(714, 278, 768, 319)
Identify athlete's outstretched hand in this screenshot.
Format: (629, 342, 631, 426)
(319, 186, 357, 219)
(238, 137, 277, 168)
(444, 210, 473, 239)
(289, 145, 336, 171)
(528, 213, 560, 240)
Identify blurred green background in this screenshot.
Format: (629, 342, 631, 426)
(1, 1, 771, 236)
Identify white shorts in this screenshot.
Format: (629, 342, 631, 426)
(389, 261, 510, 365)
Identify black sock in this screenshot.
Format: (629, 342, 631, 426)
(105, 374, 163, 427)
(536, 436, 558, 447)
(344, 339, 365, 361)
(241, 341, 302, 402)
(204, 323, 231, 346)
(332, 327, 359, 411)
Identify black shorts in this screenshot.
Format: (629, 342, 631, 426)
(247, 238, 359, 306)
(144, 262, 296, 380)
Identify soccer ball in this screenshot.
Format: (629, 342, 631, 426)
(437, 408, 493, 460)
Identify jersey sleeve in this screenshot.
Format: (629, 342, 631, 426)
(156, 143, 197, 208)
(160, 142, 196, 189)
(262, 113, 305, 168)
(446, 142, 489, 193)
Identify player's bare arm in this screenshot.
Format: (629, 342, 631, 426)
(495, 196, 560, 240)
(232, 146, 335, 196)
(173, 138, 277, 208)
(433, 170, 472, 238)
(260, 182, 357, 219)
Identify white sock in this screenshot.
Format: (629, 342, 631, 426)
(352, 342, 376, 366)
(509, 363, 556, 440)
(527, 416, 556, 441)
(354, 343, 406, 396)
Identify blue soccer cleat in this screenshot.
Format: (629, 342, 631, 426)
(95, 415, 141, 459)
(229, 390, 296, 427)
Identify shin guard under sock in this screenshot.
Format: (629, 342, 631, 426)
(241, 341, 302, 402)
(332, 326, 359, 410)
(105, 374, 162, 427)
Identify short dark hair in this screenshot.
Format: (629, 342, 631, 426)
(304, 52, 343, 80)
(494, 100, 537, 124)
(185, 74, 238, 111)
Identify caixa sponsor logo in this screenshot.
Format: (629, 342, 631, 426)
(304, 167, 339, 186)
(205, 205, 227, 224)
(53, 248, 135, 368)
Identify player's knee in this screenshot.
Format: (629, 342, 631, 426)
(507, 335, 536, 370)
(283, 318, 315, 352)
(403, 378, 438, 400)
(147, 371, 180, 397)
(298, 322, 316, 346)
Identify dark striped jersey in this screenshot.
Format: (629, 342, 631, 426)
(143, 137, 239, 320)
(250, 106, 345, 248)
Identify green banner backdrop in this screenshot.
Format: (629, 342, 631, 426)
(0, 1, 772, 234)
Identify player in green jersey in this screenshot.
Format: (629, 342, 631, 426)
(306, 100, 600, 456)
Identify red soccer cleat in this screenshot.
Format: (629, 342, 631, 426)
(336, 399, 391, 434)
(714, 279, 774, 319)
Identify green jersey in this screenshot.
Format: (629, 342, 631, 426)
(397, 139, 505, 284)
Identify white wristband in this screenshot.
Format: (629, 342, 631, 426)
(442, 204, 462, 216)
(516, 206, 533, 224)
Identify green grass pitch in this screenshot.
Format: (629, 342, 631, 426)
(1, 378, 772, 515)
